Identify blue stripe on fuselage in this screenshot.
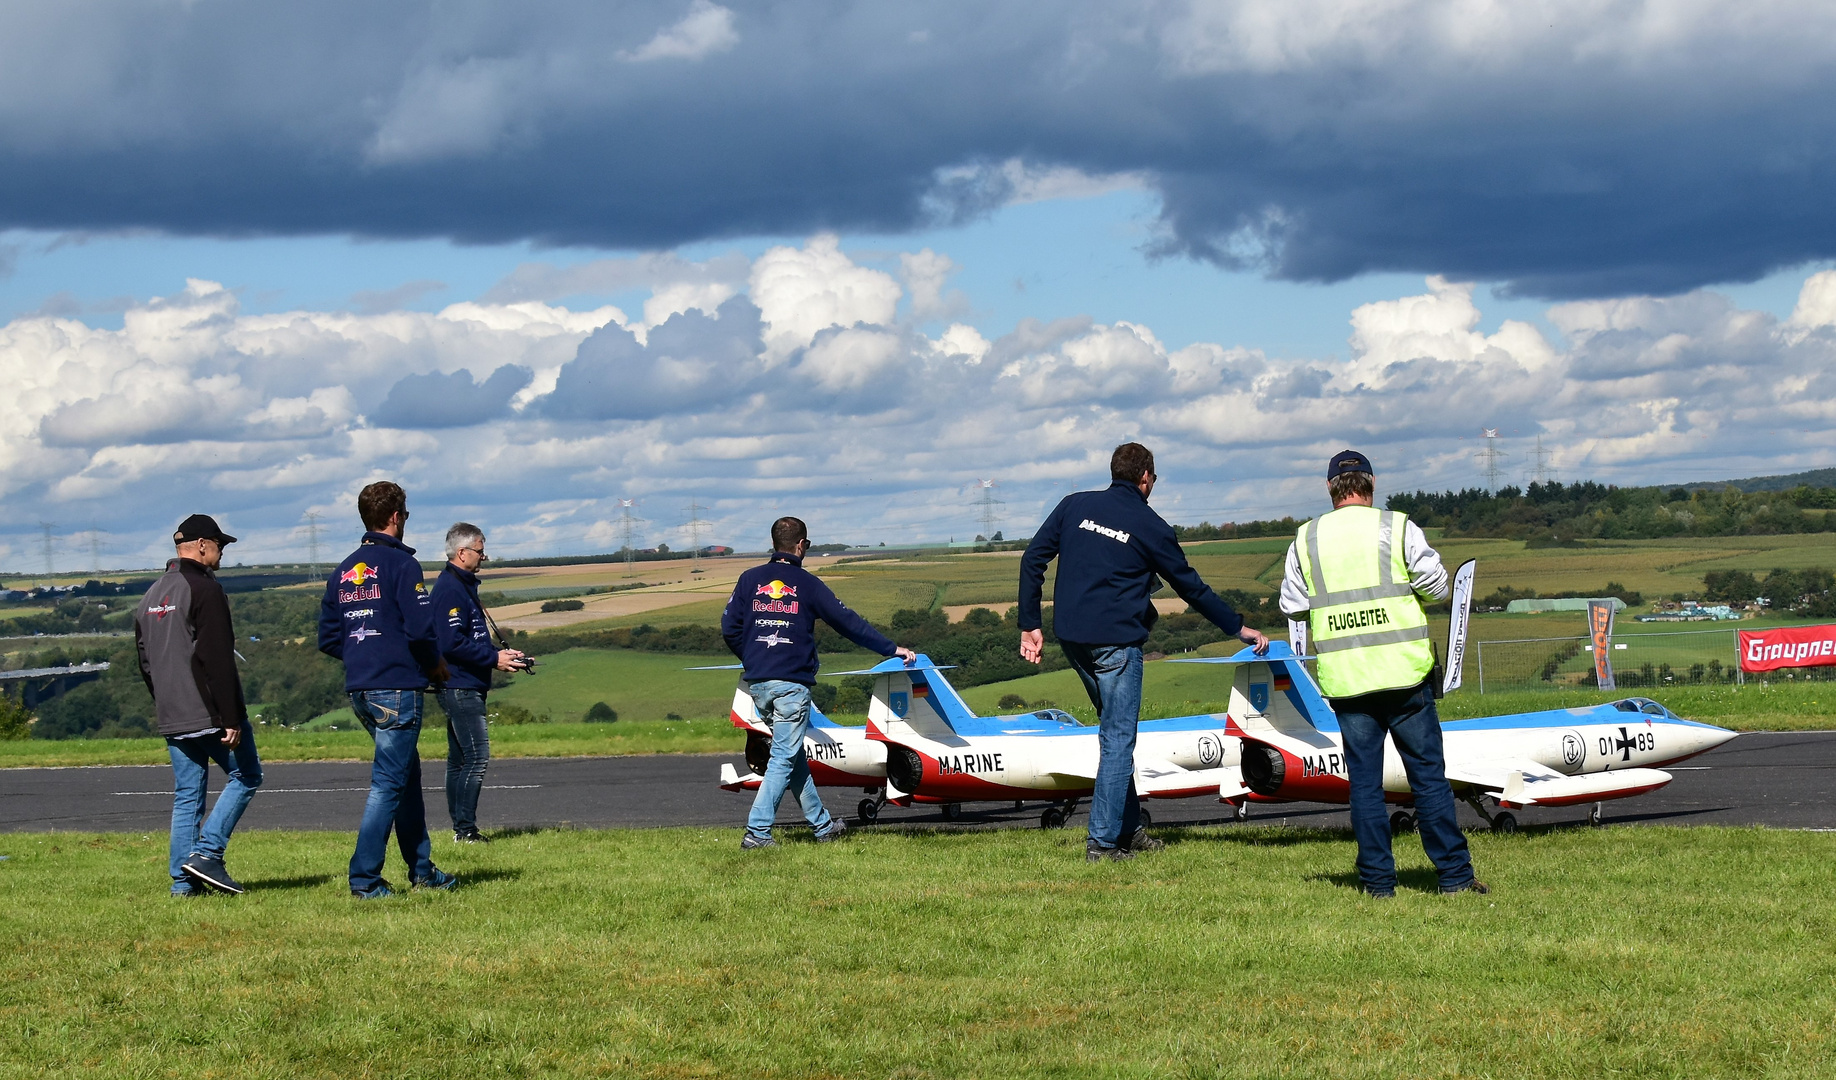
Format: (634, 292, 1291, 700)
(1442, 704, 1727, 732)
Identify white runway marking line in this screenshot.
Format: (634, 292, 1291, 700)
(109, 784, 543, 796)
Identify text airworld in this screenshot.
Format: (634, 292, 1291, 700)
(1078, 519, 1131, 544)
(1325, 607, 1390, 633)
(934, 752, 1004, 776)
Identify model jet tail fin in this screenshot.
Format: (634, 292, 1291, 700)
(863, 653, 969, 745)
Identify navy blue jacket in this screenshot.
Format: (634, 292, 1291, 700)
(721, 552, 897, 685)
(1020, 481, 1245, 646)
(317, 532, 441, 692)
(431, 563, 498, 692)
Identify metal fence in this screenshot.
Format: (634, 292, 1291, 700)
(1469, 629, 1753, 694)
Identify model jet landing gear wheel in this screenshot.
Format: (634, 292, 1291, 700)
(1589, 802, 1604, 828)
(1230, 798, 1250, 822)
(940, 802, 963, 822)
(1138, 807, 1153, 827)
(1389, 811, 1416, 836)
(1040, 807, 1065, 829)
(856, 798, 880, 825)
(1490, 812, 1518, 835)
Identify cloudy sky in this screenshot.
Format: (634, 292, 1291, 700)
(3, 1, 1836, 571)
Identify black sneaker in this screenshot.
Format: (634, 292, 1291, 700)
(1125, 828, 1165, 853)
(813, 820, 848, 843)
(1441, 879, 1490, 896)
(1085, 840, 1135, 863)
(453, 830, 490, 844)
(180, 854, 245, 895)
(352, 881, 395, 900)
(1361, 886, 1396, 899)
(412, 869, 459, 891)
(740, 833, 777, 850)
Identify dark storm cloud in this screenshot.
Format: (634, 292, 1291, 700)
(3, 2, 1835, 297)
(542, 296, 765, 420)
(370, 364, 533, 428)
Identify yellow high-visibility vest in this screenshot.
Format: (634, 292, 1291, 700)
(1297, 506, 1434, 697)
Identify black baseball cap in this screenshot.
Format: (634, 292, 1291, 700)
(173, 514, 237, 545)
(1327, 450, 1374, 480)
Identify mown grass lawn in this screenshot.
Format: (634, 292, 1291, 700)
(0, 824, 1831, 1078)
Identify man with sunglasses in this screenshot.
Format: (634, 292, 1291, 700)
(1019, 442, 1269, 862)
(135, 514, 262, 896)
(318, 481, 457, 899)
(430, 523, 528, 844)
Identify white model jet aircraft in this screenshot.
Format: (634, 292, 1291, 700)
(710, 657, 1074, 823)
(1174, 643, 1738, 832)
(856, 656, 1243, 828)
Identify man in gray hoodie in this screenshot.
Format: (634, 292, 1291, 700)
(134, 514, 262, 896)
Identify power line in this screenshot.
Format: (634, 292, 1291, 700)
(1528, 434, 1557, 486)
(1476, 429, 1508, 493)
(301, 511, 323, 580)
(38, 522, 55, 586)
(616, 499, 645, 578)
(973, 479, 1005, 539)
(682, 499, 712, 574)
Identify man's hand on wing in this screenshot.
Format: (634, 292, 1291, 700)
(895, 646, 917, 664)
(1239, 626, 1270, 654)
(1019, 628, 1044, 664)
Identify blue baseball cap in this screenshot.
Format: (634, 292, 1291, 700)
(1327, 450, 1373, 479)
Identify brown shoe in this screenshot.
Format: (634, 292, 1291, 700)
(1441, 879, 1490, 896)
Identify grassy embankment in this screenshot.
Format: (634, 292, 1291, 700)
(1, 825, 1832, 1078)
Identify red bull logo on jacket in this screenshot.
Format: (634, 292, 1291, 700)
(340, 562, 379, 585)
(752, 579, 799, 613)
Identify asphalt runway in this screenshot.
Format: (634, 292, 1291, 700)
(2, 731, 1833, 836)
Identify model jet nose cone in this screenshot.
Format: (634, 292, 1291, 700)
(1673, 720, 1739, 757)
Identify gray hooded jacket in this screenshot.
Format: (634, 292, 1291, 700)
(134, 559, 247, 737)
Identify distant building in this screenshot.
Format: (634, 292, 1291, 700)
(1505, 597, 1627, 614)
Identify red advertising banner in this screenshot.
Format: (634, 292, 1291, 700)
(1739, 624, 1836, 672)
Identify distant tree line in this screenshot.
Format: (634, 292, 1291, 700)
(1386, 481, 1836, 540)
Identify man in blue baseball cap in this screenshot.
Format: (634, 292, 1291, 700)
(1280, 450, 1485, 898)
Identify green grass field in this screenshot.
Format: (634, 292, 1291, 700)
(1, 825, 1831, 1078)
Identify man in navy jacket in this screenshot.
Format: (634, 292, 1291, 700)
(1019, 443, 1268, 861)
(721, 516, 914, 848)
(430, 522, 527, 843)
(318, 481, 457, 898)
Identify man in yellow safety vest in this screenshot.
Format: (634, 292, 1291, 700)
(1279, 450, 1487, 898)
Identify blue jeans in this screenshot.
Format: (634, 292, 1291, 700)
(1335, 680, 1473, 893)
(744, 681, 834, 837)
(1062, 641, 1144, 849)
(166, 722, 262, 895)
(349, 690, 435, 892)
(438, 688, 491, 835)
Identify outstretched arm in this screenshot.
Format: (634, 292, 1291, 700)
(1142, 521, 1268, 653)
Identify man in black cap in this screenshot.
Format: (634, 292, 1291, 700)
(134, 514, 262, 896)
(1279, 451, 1483, 898)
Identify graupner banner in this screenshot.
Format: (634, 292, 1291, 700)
(1739, 624, 1836, 672)
(1588, 599, 1617, 691)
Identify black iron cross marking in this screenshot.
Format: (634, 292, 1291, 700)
(1615, 726, 1636, 762)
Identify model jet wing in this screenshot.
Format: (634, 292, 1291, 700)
(1446, 759, 1675, 808)
(1136, 759, 1247, 800)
